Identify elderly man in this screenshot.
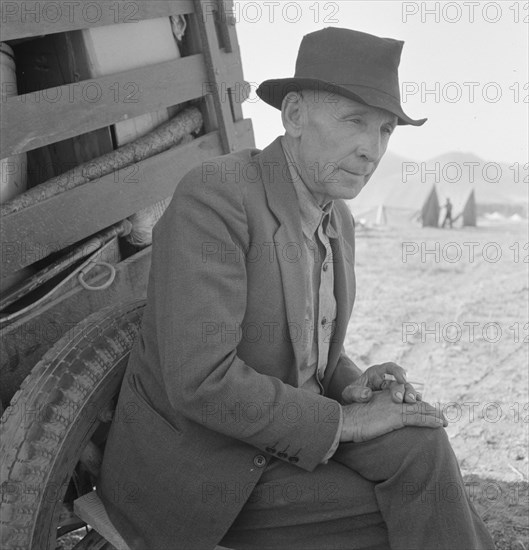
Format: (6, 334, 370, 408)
(98, 28, 494, 550)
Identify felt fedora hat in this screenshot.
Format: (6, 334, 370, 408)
(256, 27, 426, 126)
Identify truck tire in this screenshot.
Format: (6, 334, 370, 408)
(0, 299, 146, 550)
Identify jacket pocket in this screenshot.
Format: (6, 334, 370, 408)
(123, 372, 182, 437)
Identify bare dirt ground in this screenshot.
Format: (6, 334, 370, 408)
(59, 220, 528, 549)
(345, 220, 528, 549)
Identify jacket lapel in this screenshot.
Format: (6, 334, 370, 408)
(257, 138, 307, 376)
(257, 137, 356, 385)
(324, 213, 356, 390)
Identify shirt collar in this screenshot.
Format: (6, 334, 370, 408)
(280, 136, 338, 240)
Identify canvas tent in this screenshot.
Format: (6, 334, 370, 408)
(436, 180, 477, 226)
(427, 152, 527, 219)
(348, 174, 440, 227)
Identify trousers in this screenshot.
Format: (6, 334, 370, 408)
(219, 426, 495, 550)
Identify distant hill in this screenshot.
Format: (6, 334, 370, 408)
(370, 150, 416, 181)
(426, 152, 527, 209)
(351, 151, 418, 212)
(349, 150, 528, 220)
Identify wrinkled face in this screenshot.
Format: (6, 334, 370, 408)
(284, 91, 398, 205)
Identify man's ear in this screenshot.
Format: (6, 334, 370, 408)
(281, 91, 304, 138)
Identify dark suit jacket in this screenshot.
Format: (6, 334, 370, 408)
(98, 136, 359, 550)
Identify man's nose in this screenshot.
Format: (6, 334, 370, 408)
(356, 129, 382, 162)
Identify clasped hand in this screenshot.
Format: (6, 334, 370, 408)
(339, 362, 448, 443)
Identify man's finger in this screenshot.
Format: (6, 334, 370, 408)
(342, 384, 372, 403)
(403, 382, 418, 403)
(390, 382, 406, 403)
(402, 402, 447, 428)
(381, 363, 408, 384)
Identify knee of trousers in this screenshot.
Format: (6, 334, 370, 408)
(396, 427, 455, 471)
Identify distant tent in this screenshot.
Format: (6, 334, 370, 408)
(461, 190, 477, 225)
(349, 175, 440, 227)
(424, 152, 527, 220)
(421, 187, 441, 227)
(348, 174, 398, 225)
(436, 181, 476, 226)
(384, 179, 440, 227)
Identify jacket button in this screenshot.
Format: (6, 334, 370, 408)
(277, 452, 287, 458)
(288, 457, 299, 463)
(265, 447, 276, 454)
(254, 455, 267, 468)
(322, 263, 328, 272)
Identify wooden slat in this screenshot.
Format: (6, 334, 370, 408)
(0, 52, 245, 158)
(75, 492, 130, 550)
(194, 0, 238, 154)
(0, 119, 254, 277)
(217, 0, 236, 53)
(0, 0, 194, 42)
(219, 3, 246, 122)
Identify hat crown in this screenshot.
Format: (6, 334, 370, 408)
(255, 27, 426, 126)
(294, 27, 403, 102)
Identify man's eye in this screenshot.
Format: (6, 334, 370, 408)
(382, 126, 394, 136)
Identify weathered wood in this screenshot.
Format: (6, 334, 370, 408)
(194, 0, 238, 154)
(1, 55, 182, 158)
(1, 107, 203, 216)
(0, 119, 254, 277)
(0, 0, 195, 42)
(1, 51, 246, 158)
(216, 0, 236, 53)
(13, 31, 115, 187)
(71, 527, 109, 550)
(0, 222, 131, 311)
(0, 245, 151, 406)
(219, 1, 248, 122)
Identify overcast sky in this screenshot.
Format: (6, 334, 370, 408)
(235, 1, 528, 165)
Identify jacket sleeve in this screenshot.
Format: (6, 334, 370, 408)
(326, 348, 364, 403)
(150, 162, 341, 471)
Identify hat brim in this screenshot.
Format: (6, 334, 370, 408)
(256, 78, 427, 127)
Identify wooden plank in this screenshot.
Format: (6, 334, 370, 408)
(75, 492, 130, 550)
(0, 0, 194, 42)
(194, 0, 238, 154)
(217, 0, 236, 53)
(0, 55, 204, 158)
(0, 119, 254, 277)
(0, 246, 151, 406)
(0, 52, 246, 158)
(13, 31, 115, 187)
(221, 0, 247, 121)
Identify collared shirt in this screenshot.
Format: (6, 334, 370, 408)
(280, 136, 343, 461)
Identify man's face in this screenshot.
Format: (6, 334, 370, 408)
(291, 92, 397, 205)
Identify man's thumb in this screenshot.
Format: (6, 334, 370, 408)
(342, 384, 372, 404)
